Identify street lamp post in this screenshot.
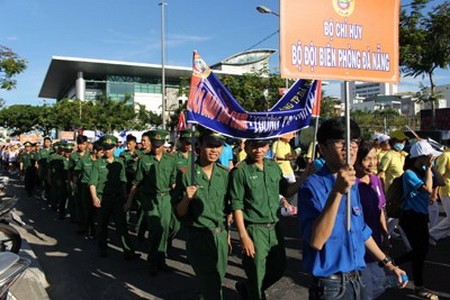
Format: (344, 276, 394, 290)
(160, 0, 167, 130)
(256, 5, 288, 88)
(256, 5, 279, 17)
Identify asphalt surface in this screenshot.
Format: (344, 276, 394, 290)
(5, 172, 450, 300)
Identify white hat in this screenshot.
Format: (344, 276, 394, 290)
(378, 134, 390, 143)
(409, 140, 442, 158)
(164, 142, 171, 148)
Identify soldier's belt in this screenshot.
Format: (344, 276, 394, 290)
(245, 222, 277, 228)
(142, 191, 170, 196)
(189, 226, 225, 235)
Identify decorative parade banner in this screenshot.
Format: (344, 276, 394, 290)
(280, 0, 400, 83)
(186, 52, 319, 139)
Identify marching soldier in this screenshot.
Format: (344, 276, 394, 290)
(230, 139, 303, 300)
(74, 141, 104, 238)
(119, 134, 142, 194)
(89, 135, 139, 260)
(125, 129, 178, 276)
(174, 129, 194, 169)
(37, 137, 54, 201)
(173, 128, 231, 300)
(71, 135, 89, 224)
(19, 141, 36, 197)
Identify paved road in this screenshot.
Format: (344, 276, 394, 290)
(8, 173, 450, 299)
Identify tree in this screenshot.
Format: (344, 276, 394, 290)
(400, 1, 450, 127)
(0, 45, 27, 90)
(0, 105, 40, 134)
(219, 71, 288, 112)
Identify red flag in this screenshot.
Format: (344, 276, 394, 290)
(177, 111, 187, 131)
(311, 80, 322, 117)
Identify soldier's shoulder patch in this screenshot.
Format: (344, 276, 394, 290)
(179, 167, 188, 174)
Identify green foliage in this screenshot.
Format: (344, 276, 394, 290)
(320, 95, 341, 118)
(0, 96, 164, 135)
(219, 71, 289, 112)
(400, 1, 450, 125)
(351, 109, 407, 139)
(0, 105, 39, 133)
(0, 45, 27, 90)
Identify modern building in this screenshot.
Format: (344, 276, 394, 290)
(38, 49, 276, 116)
(341, 81, 398, 106)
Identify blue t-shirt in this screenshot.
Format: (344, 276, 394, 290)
(298, 165, 372, 277)
(217, 143, 233, 168)
(401, 169, 429, 214)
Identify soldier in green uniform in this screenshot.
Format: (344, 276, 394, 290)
(119, 134, 142, 193)
(89, 135, 139, 260)
(230, 139, 303, 300)
(74, 141, 104, 238)
(71, 135, 89, 224)
(125, 129, 178, 275)
(173, 129, 231, 300)
(47, 141, 62, 210)
(37, 137, 54, 201)
(174, 129, 194, 169)
(19, 141, 36, 197)
(60, 143, 74, 219)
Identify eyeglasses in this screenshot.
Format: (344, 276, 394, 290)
(327, 138, 361, 149)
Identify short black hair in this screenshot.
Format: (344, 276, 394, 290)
(356, 140, 376, 165)
(93, 141, 104, 151)
(76, 135, 88, 144)
(141, 131, 151, 140)
(317, 117, 361, 144)
(126, 134, 137, 143)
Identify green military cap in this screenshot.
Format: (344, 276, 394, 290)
(62, 142, 75, 152)
(179, 129, 194, 139)
(101, 135, 118, 150)
(198, 127, 225, 146)
(23, 141, 32, 147)
(149, 129, 169, 147)
(246, 139, 272, 147)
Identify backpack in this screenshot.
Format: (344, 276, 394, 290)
(385, 174, 405, 218)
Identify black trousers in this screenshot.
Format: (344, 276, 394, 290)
(396, 210, 429, 287)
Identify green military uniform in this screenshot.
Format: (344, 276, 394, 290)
(174, 129, 195, 169)
(37, 143, 54, 200)
(48, 142, 73, 218)
(132, 130, 177, 272)
(19, 142, 35, 196)
(172, 130, 230, 300)
(70, 149, 90, 224)
(230, 154, 289, 300)
(74, 151, 96, 236)
(120, 148, 142, 192)
(90, 135, 136, 258)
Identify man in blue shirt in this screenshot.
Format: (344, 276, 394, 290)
(217, 140, 234, 169)
(298, 117, 407, 299)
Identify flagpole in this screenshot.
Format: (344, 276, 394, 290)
(190, 125, 196, 185)
(344, 80, 351, 231)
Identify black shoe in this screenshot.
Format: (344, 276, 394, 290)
(158, 263, 174, 272)
(124, 252, 141, 261)
(149, 267, 158, 277)
(76, 229, 87, 235)
(235, 281, 247, 299)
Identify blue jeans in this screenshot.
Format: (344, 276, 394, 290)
(361, 262, 386, 299)
(309, 271, 368, 300)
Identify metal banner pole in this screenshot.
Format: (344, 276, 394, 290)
(190, 125, 196, 185)
(344, 81, 351, 231)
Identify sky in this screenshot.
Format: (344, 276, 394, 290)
(0, 0, 449, 107)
